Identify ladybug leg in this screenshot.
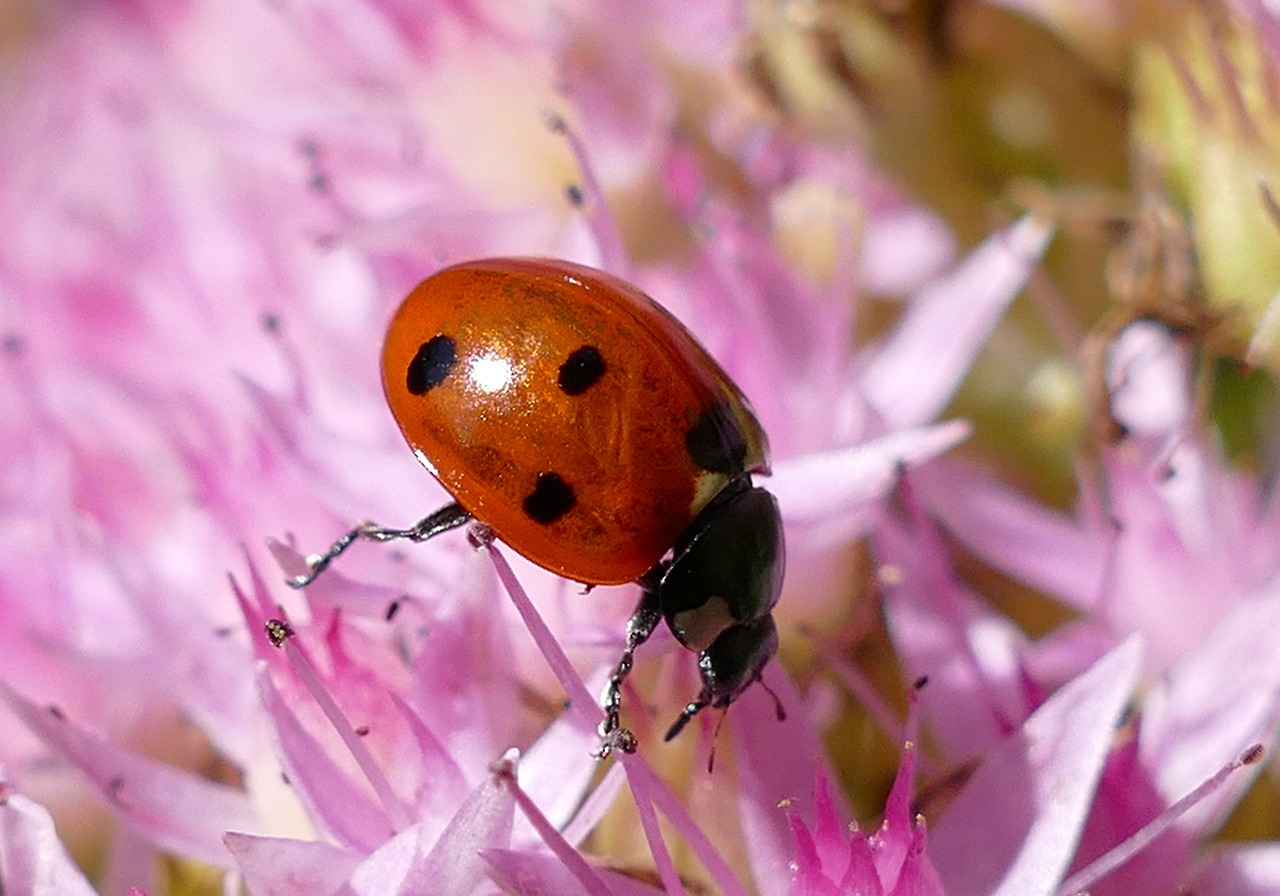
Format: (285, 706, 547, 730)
(289, 503, 472, 587)
(596, 567, 665, 757)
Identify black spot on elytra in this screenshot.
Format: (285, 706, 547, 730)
(685, 401, 748, 474)
(523, 472, 576, 524)
(558, 345, 606, 395)
(565, 184, 585, 207)
(406, 335, 456, 395)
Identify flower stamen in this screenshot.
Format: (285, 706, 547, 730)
(268, 619, 414, 832)
(1056, 743, 1266, 896)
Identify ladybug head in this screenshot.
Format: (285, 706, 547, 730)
(654, 479, 785, 740)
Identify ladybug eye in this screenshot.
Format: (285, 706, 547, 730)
(522, 472, 577, 524)
(406, 335, 457, 394)
(558, 345, 606, 395)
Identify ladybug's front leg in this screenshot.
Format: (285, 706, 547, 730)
(596, 566, 666, 757)
(289, 502, 473, 588)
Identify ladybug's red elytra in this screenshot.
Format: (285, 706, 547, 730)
(291, 258, 785, 755)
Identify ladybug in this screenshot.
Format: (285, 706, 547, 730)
(292, 258, 785, 754)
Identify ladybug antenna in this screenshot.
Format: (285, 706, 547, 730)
(706, 707, 731, 773)
(758, 677, 787, 723)
(289, 503, 473, 588)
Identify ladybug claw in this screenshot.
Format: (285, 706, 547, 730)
(466, 520, 495, 549)
(594, 726, 637, 760)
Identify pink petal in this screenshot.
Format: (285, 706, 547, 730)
(493, 759, 612, 896)
(623, 755, 707, 896)
(875, 509, 1032, 759)
(784, 812, 834, 894)
(1141, 582, 1280, 829)
(811, 765, 852, 875)
(0, 681, 257, 868)
(781, 771, 857, 896)
(872, 740, 920, 889)
(385, 692, 471, 825)
(1191, 843, 1280, 895)
(920, 462, 1107, 610)
(380, 754, 517, 896)
(1063, 741, 1262, 895)
(404, 553, 522, 781)
(930, 637, 1142, 896)
(788, 832, 846, 896)
(255, 667, 394, 854)
(516, 712, 617, 841)
(733, 669, 843, 895)
(622, 754, 749, 896)
(0, 792, 100, 896)
(345, 825, 420, 896)
(482, 847, 667, 896)
(557, 760, 627, 848)
(224, 831, 362, 896)
(861, 215, 1052, 430)
(1098, 444, 1263, 670)
(483, 544, 600, 726)
(859, 203, 957, 297)
(1022, 620, 1123, 691)
(840, 835, 884, 896)
(772, 420, 972, 547)
(889, 823, 945, 896)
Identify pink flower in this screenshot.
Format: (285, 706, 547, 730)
(899, 309, 1280, 894)
(0, 786, 101, 896)
(0, 2, 976, 890)
(4, 1, 1279, 895)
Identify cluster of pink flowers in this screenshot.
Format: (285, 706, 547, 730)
(3, 1, 1279, 894)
